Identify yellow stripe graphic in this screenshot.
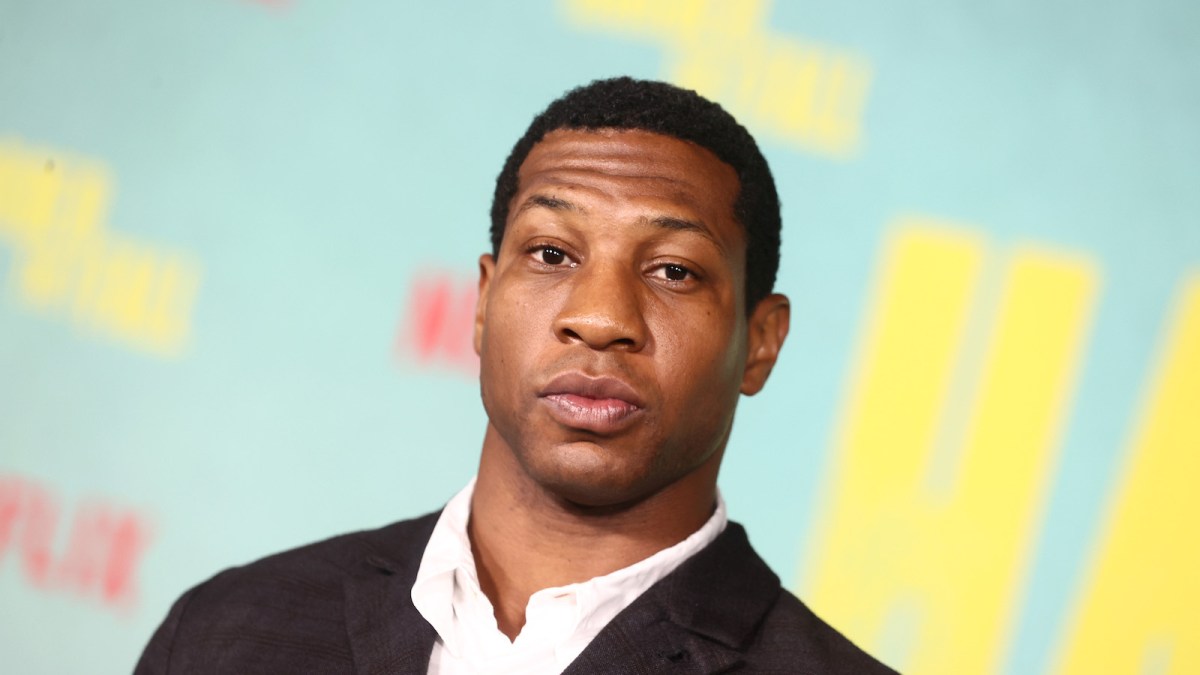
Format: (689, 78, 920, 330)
(1056, 274, 1200, 675)
(805, 222, 1098, 673)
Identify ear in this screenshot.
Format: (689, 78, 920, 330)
(740, 293, 790, 396)
(473, 253, 496, 356)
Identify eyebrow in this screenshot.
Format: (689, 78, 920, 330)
(515, 194, 581, 216)
(646, 214, 708, 235)
(516, 194, 711, 236)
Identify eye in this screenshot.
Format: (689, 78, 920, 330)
(540, 246, 567, 265)
(526, 244, 576, 269)
(663, 264, 690, 281)
(651, 263, 695, 284)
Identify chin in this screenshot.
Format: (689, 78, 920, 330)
(522, 440, 660, 510)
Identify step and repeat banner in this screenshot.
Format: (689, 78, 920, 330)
(1, 1, 1197, 673)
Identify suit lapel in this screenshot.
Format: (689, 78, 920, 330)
(334, 514, 778, 675)
(561, 609, 743, 675)
(563, 522, 781, 675)
(342, 514, 440, 675)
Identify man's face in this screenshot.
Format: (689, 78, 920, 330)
(475, 128, 783, 508)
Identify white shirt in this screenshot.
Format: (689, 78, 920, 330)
(411, 478, 728, 675)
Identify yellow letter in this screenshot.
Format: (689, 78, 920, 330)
(1054, 274, 1200, 674)
(804, 222, 1099, 673)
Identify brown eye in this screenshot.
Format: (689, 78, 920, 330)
(540, 247, 566, 265)
(663, 264, 690, 281)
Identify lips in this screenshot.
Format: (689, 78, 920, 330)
(538, 372, 645, 434)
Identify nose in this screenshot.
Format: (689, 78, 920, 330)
(552, 261, 649, 352)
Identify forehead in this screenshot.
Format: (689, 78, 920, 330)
(513, 128, 742, 234)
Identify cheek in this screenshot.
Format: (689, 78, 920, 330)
(482, 286, 550, 375)
(656, 316, 743, 404)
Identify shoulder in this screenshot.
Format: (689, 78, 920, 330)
(180, 510, 438, 618)
(746, 587, 901, 674)
(662, 522, 899, 674)
(135, 511, 440, 674)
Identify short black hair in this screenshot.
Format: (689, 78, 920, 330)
(490, 76, 781, 311)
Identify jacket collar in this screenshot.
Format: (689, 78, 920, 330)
(343, 513, 440, 675)
(562, 522, 781, 674)
(341, 514, 779, 675)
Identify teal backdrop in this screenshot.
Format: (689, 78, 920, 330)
(1, 1, 1198, 673)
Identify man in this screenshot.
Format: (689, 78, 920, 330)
(137, 77, 896, 674)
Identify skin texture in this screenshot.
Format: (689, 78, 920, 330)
(469, 128, 790, 639)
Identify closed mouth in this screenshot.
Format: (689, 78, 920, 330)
(538, 372, 645, 433)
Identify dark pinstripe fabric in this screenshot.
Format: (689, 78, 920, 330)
(136, 512, 898, 674)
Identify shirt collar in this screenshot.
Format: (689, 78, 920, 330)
(412, 477, 727, 662)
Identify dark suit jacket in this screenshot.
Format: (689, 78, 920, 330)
(136, 512, 897, 674)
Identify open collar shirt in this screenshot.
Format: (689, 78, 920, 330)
(411, 478, 728, 675)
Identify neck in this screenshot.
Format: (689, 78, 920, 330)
(468, 424, 721, 640)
